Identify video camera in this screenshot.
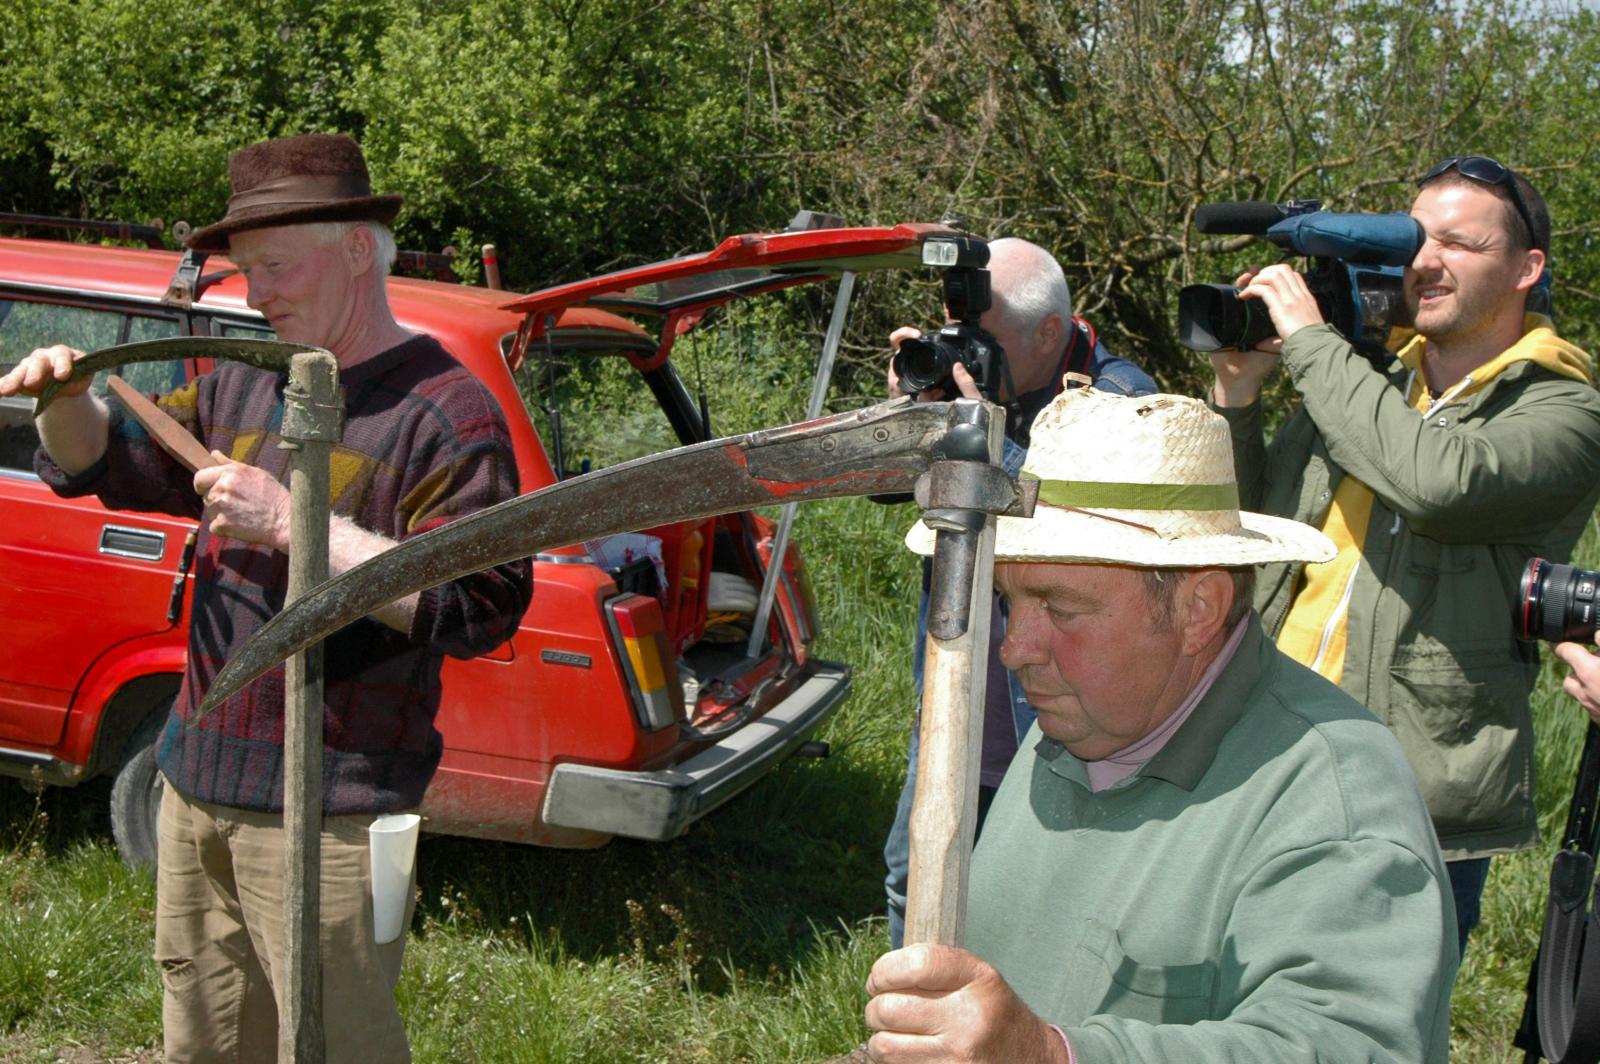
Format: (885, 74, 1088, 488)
(891, 234, 1011, 403)
(1178, 200, 1423, 363)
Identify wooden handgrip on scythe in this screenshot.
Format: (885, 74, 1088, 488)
(903, 399, 1033, 947)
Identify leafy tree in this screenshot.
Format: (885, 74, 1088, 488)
(1, 0, 1596, 391)
(345, 0, 784, 289)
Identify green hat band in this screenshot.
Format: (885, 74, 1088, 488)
(1023, 472, 1239, 512)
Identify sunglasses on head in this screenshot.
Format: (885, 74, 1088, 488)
(1419, 155, 1542, 252)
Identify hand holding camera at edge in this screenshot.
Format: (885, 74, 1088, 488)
(1208, 264, 1329, 409)
(886, 326, 983, 403)
(1554, 642, 1600, 726)
(0, 344, 110, 475)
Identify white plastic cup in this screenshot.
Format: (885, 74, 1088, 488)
(368, 813, 422, 946)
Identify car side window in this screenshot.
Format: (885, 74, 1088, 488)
(218, 320, 275, 341)
(0, 299, 122, 365)
(0, 299, 184, 473)
(116, 314, 187, 393)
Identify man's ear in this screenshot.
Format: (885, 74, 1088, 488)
(343, 224, 377, 278)
(1515, 247, 1547, 293)
(1035, 312, 1064, 359)
(1179, 570, 1233, 655)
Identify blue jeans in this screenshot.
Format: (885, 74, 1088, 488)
(882, 717, 1001, 949)
(883, 565, 1038, 949)
(1448, 857, 1491, 956)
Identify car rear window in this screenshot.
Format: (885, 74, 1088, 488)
(514, 348, 680, 477)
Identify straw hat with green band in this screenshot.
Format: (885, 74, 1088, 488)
(905, 388, 1335, 568)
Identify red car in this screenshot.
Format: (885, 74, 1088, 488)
(0, 215, 955, 866)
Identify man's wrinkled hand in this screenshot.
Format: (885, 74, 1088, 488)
(194, 452, 291, 551)
(863, 944, 1067, 1063)
(0, 344, 94, 401)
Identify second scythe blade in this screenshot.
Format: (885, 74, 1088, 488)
(196, 398, 989, 720)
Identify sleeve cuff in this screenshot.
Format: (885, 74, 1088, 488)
(34, 447, 110, 497)
(1209, 395, 1264, 439)
(1049, 1023, 1076, 1064)
(1279, 323, 1353, 382)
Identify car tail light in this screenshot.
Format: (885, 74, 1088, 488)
(753, 536, 816, 658)
(781, 546, 817, 647)
(604, 593, 682, 731)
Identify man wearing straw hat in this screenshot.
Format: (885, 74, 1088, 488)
(863, 388, 1454, 1063)
(0, 133, 533, 1061)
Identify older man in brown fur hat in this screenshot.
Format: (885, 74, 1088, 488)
(0, 133, 533, 1061)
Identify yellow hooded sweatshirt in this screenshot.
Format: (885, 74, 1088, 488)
(1278, 315, 1593, 681)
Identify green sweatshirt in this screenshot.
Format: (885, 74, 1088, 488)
(966, 617, 1455, 1063)
(1218, 321, 1600, 858)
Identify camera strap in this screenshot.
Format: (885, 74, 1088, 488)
(1060, 317, 1098, 387)
(1519, 722, 1600, 1064)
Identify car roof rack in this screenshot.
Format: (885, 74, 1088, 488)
(0, 212, 166, 249)
(395, 247, 459, 283)
(161, 249, 212, 309)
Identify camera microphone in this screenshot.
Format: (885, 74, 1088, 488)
(1193, 201, 1294, 235)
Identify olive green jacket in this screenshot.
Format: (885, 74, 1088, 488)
(1215, 323, 1600, 859)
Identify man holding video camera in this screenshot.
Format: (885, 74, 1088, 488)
(1209, 157, 1600, 952)
(880, 236, 1155, 949)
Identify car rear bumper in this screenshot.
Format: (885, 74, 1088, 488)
(540, 659, 851, 841)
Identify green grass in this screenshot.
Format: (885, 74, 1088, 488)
(5, 503, 1594, 1062)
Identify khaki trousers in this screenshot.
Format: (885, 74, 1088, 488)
(155, 785, 416, 1063)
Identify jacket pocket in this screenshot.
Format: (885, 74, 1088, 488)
(1388, 644, 1534, 841)
(1074, 918, 1216, 1025)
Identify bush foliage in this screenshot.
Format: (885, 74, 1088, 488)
(4, 0, 1598, 394)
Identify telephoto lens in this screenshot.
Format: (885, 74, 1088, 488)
(1517, 557, 1600, 643)
(1177, 284, 1279, 353)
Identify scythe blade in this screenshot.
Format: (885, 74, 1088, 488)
(195, 397, 965, 719)
(33, 337, 319, 417)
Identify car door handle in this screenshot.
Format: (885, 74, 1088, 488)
(99, 524, 167, 561)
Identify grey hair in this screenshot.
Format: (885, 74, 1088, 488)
(988, 237, 1073, 334)
(301, 220, 399, 275)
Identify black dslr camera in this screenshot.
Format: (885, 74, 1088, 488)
(891, 234, 1010, 403)
(1178, 200, 1422, 364)
(1517, 558, 1600, 643)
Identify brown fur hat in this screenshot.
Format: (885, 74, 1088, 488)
(186, 133, 403, 252)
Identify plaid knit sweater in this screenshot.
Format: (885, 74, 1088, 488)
(38, 335, 533, 814)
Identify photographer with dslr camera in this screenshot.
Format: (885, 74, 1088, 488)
(1208, 157, 1600, 953)
(880, 236, 1154, 949)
